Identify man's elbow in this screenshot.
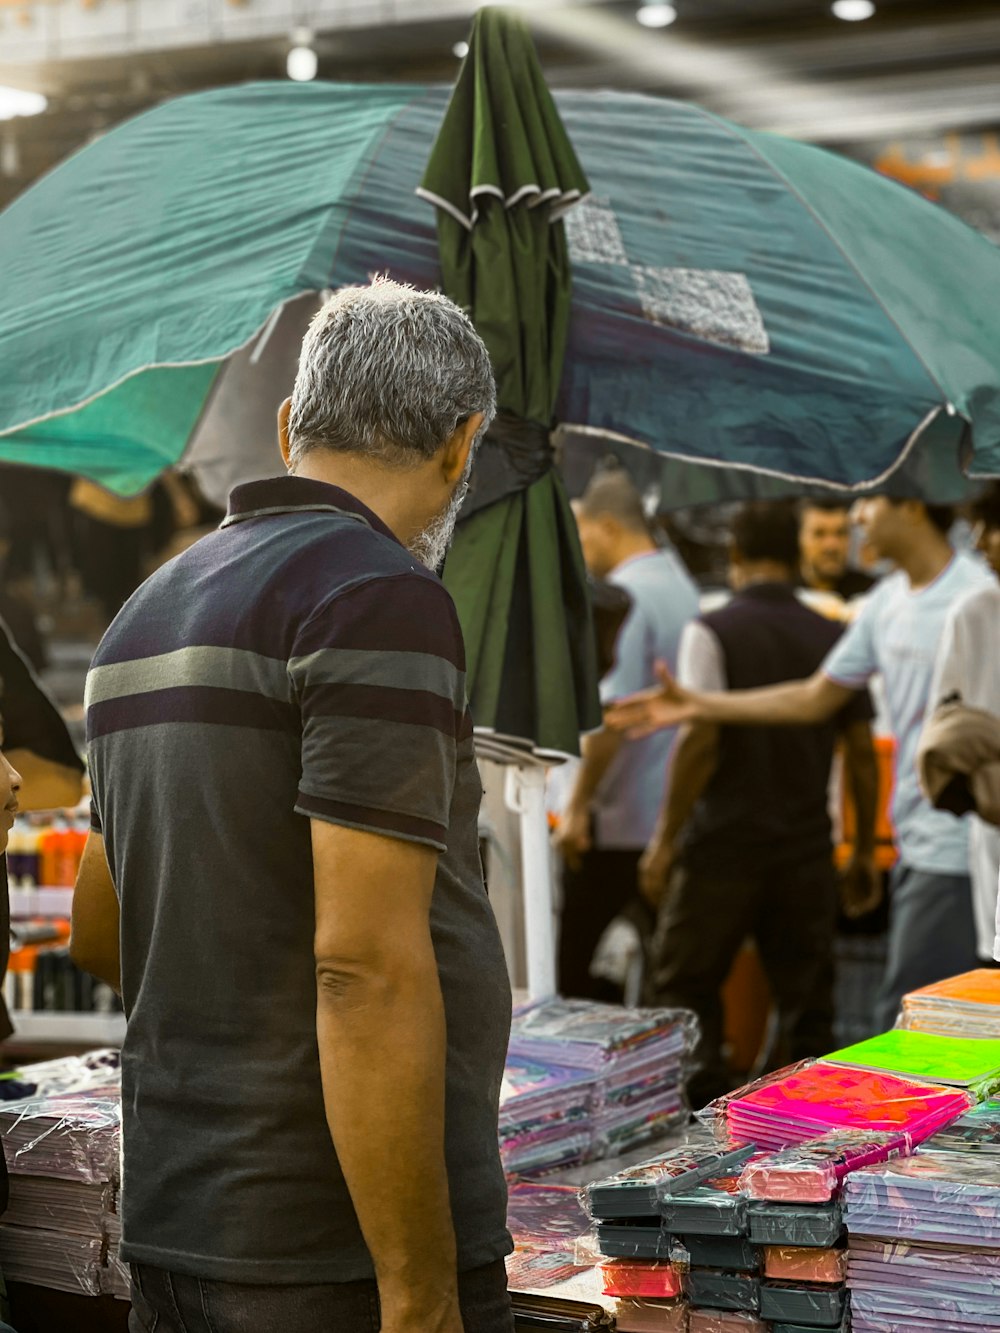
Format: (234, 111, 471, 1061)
(315, 950, 437, 1014)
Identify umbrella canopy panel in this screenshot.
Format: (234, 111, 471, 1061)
(2, 83, 1000, 494)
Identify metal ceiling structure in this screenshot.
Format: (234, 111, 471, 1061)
(1, 0, 1000, 210)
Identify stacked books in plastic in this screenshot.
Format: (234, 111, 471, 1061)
(900, 968, 1000, 1039)
(844, 1099, 1000, 1332)
(713, 1054, 975, 1152)
(0, 1054, 126, 1300)
(504, 1000, 697, 1173)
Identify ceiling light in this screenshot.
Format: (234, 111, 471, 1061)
(831, 0, 875, 19)
(636, 4, 677, 28)
(286, 44, 318, 82)
(452, 40, 470, 59)
(0, 86, 47, 121)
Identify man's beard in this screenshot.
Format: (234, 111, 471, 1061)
(408, 461, 474, 572)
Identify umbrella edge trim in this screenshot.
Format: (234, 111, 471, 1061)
(0, 288, 324, 442)
(563, 405, 949, 493)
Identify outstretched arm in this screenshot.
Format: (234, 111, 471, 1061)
(606, 662, 854, 737)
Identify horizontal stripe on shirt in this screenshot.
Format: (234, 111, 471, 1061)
(88, 686, 297, 738)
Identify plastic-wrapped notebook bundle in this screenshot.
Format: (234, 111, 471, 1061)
(764, 1245, 847, 1283)
(0, 1221, 102, 1295)
(102, 1206, 129, 1300)
(2, 1174, 111, 1237)
(746, 1201, 843, 1248)
(600, 1259, 683, 1300)
(759, 1280, 847, 1327)
(900, 969, 1000, 1039)
(687, 1314, 767, 1333)
(843, 1153, 1000, 1247)
(613, 1297, 688, 1332)
(0, 1088, 121, 1184)
(509, 1001, 697, 1164)
(717, 1060, 973, 1150)
(586, 1141, 754, 1220)
(682, 1235, 762, 1273)
(509, 1001, 697, 1074)
(500, 1061, 595, 1175)
(920, 1098, 1000, 1157)
(739, 1129, 908, 1203)
(511, 1291, 614, 1328)
(659, 1176, 748, 1238)
(684, 1268, 761, 1313)
(508, 1183, 593, 1252)
(596, 1221, 673, 1261)
(825, 1029, 1000, 1101)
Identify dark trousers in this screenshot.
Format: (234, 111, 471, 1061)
(558, 847, 643, 1002)
(874, 863, 978, 1032)
(648, 855, 839, 1108)
(129, 1260, 513, 1333)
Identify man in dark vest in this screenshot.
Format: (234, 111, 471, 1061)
(640, 503, 879, 1106)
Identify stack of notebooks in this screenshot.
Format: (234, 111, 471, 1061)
(717, 1058, 974, 1151)
(900, 969, 1000, 1039)
(845, 1101, 1000, 1331)
(507, 1000, 696, 1170)
(0, 1070, 126, 1299)
(500, 1061, 595, 1175)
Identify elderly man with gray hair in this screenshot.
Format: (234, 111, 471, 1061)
(71, 281, 515, 1333)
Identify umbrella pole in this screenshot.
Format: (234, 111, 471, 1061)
(504, 762, 558, 1001)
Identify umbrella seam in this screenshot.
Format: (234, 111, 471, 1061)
(564, 407, 945, 493)
(0, 288, 321, 442)
(693, 104, 953, 408)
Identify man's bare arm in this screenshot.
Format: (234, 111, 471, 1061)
(69, 832, 121, 993)
(606, 663, 854, 737)
(556, 727, 624, 869)
(311, 820, 462, 1333)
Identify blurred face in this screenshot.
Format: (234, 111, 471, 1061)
(573, 507, 618, 580)
(975, 520, 1000, 578)
(0, 749, 21, 851)
(800, 507, 851, 588)
(850, 497, 908, 563)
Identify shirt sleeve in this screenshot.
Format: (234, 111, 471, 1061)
(0, 619, 84, 771)
(821, 590, 880, 690)
(288, 572, 468, 853)
(677, 621, 728, 692)
(929, 600, 966, 710)
(600, 601, 653, 704)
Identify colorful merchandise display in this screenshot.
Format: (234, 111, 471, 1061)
(508, 1001, 697, 1168)
(825, 1029, 1000, 1097)
(738, 1129, 906, 1203)
(0, 1057, 125, 1301)
(718, 1060, 973, 1149)
(900, 969, 1000, 1039)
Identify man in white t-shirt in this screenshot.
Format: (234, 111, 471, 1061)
(607, 497, 993, 1030)
(925, 483, 1000, 964)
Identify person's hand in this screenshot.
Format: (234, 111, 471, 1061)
(839, 854, 883, 920)
(605, 662, 699, 738)
(556, 803, 591, 871)
(639, 838, 675, 908)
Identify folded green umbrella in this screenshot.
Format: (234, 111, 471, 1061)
(419, 7, 600, 759)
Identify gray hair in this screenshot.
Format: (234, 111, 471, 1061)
(287, 280, 497, 469)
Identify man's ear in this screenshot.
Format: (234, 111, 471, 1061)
(442, 411, 485, 484)
(278, 398, 293, 470)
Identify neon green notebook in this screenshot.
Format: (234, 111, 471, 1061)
(826, 1030, 1000, 1091)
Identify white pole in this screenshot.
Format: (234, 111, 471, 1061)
(504, 761, 557, 1001)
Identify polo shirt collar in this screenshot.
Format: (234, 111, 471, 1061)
(222, 476, 402, 546)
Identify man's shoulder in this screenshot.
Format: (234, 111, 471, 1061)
(950, 578, 1000, 627)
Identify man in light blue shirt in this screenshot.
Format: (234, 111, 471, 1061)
(606, 496, 992, 1029)
(557, 469, 698, 999)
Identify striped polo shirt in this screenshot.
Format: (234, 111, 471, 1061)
(86, 475, 513, 1285)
